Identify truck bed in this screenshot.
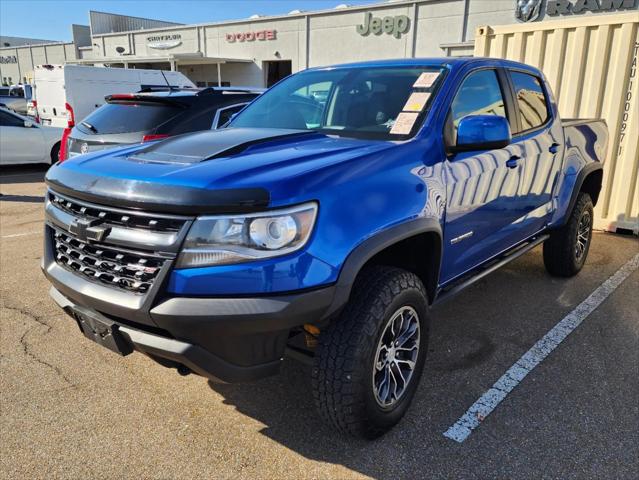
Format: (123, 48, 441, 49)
(561, 118, 606, 127)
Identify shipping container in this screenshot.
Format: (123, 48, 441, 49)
(474, 12, 639, 234)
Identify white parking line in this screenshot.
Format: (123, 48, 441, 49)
(443, 253, 639, 443)
(1, 231, 42, 239)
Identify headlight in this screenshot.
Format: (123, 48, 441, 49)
(176, 202, 318, 268)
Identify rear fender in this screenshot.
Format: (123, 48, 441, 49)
(549, 120, 607, 227)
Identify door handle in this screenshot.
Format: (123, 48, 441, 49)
(506, 155, 520, 169)
(549, 142, 560, 154)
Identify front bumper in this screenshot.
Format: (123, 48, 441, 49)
(42, 190, 338, 383)
(48, 281, 335, 383)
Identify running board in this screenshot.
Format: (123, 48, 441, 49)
(433, 234, 549, 306)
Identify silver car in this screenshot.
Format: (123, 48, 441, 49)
(0, 85, 29, 116)
(0, 107, 63, 165)
(63, 87, 262, 160)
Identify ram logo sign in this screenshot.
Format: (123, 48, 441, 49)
(516, 0, 638, 22)
(515, 0, 543, 22)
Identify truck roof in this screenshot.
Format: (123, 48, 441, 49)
(310, 57, 541, 74)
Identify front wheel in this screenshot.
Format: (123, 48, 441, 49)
(311, 266, 430, 439)
(543, 192, 594, 277)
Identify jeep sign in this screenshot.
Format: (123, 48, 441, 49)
(356, 13, 410, 39)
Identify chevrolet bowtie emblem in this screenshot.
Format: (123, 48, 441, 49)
(69, 218, 110, 242)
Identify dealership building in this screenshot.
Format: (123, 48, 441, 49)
(0, 1, 637, 233)
(1, 1, 637, 87)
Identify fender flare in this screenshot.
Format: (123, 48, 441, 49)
(560, 163, 603, 227)
(322, 217, 443, 319)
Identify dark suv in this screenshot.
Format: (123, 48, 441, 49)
(61, 87, 262, 160)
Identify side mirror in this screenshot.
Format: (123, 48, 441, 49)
(23, 119, 34, 128)
(453, 115, 511, 152)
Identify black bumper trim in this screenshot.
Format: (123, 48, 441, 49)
(149, 286, 336, 335)
(49, 283, 336, 383)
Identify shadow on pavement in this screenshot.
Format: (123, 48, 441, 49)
(0, 194, 45, 203)
(205, 237, 638, 478)
(0, 165, 49, 184)
(207, 362, 385, 477)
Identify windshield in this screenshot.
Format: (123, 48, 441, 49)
(230, 66, 445, 140)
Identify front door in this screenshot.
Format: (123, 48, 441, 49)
(440, 69, 526, 283)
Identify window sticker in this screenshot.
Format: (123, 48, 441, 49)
(390, 112, 419, 135)
(402, 92, 431, 112)
(413, 71, 440, 88)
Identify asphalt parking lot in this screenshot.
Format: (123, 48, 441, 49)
(1, 165, 638, 480)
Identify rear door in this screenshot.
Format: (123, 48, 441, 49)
(506, 69, 563, 238)
(440, 67, 526, 283)
(35, 67, 67, 128)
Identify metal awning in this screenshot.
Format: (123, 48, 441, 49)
(68, 52, 252, 65)
(66, 52, 253, 87)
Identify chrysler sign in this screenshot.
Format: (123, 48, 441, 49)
(516, 0, 637, 22)
(147, 34, 182, 49)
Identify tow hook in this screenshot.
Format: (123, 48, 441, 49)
(303, 324, 320, 348)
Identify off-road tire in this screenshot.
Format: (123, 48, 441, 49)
(311, 266, 430, 439)
(543, 192, 594, 277)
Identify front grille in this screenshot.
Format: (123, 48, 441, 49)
(53, 230, 164, 294)
(48, 192, 185, 232)
(46, 190, 191, 295)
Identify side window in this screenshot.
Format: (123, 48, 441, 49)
(450, 69, 507, 127)
(0, 111, 23, 127)
(292, 81, 332, 128)
(215, 104, 246, 128)
(445, 69, 507, 147)
(510, 71, 549, 132)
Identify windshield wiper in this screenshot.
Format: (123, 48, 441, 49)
(81, 121, 98, 133)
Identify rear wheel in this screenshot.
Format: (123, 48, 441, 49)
(543, 192, 593, 277)
(311, 266, 429, 439)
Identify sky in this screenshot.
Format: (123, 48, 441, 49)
(1, 0, 381, 42)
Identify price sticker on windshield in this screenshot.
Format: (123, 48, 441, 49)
(402, 92, 431, 112)
(390, 112, 419, 135)
(413, 72, 440, 89)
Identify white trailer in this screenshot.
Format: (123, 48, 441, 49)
(32, 64, 195, 128)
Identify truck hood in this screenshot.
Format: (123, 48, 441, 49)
(46, 127, 395, 214)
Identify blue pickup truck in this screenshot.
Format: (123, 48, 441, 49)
(43, 57, 607, 438)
